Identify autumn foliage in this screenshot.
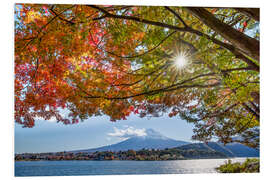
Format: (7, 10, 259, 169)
(15, 4, 259, 148)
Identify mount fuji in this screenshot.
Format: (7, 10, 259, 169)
(70, 129, 259, 158)
(71, 129, 189, 153)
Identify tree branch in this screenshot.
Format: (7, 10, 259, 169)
(49, 7, 75, 25)
(186, 7, 259, 62)
(164, 6, 188, 27)
(242, 102, 260, 120)
(105, 31, 177, 59)
(84, 82, 220, 100)
(89, 5, 259, 72)
(234, 8, 259, 22)
(111, 63, 169, 87)
(202, 103, 239, 120)
(88, 5, 192, 32)
(82, 72, 220, 100)
(22, 5, 76, 50)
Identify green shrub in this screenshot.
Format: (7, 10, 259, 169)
(216, 158, 259, 173)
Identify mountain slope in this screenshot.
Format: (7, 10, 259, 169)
(70, 129, 259, 158)
(72, 129, 189, 153)
(177, 142, 259, 157)
(224, 142, 259, 157)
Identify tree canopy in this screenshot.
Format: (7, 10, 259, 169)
(15, 4, 260, 148)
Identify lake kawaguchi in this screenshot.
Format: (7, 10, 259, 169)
(15, 158, 250, 176)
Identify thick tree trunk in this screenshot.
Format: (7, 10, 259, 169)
(234, 8, 260, 22)
(251, 91, 260, 105)
(186, 7, 260, 62)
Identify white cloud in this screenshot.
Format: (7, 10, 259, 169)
(107, 126, 147, 139)
(36, 116, 57, 123)
(47, 117, 57, 123)
(106, 137, 112, 141)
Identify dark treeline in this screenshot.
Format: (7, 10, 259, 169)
(15, 147, 227, 161)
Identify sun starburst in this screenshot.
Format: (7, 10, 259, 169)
(172, 50, 192, 73)
(174, 51, 189, 69)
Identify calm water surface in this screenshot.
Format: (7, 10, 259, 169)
(15, 158, 248, 176)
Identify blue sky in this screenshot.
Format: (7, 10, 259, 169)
(15, 113, 195, 153)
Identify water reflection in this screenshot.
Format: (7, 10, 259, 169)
(15, 158, 249, 176)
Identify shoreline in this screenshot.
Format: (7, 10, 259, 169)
(15, 157, 258, 162)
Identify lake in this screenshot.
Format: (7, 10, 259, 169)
(15, 158, 248, 176)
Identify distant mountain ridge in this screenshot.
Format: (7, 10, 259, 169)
(177, 142, 259, 157)
(71, 129, 259, 158)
